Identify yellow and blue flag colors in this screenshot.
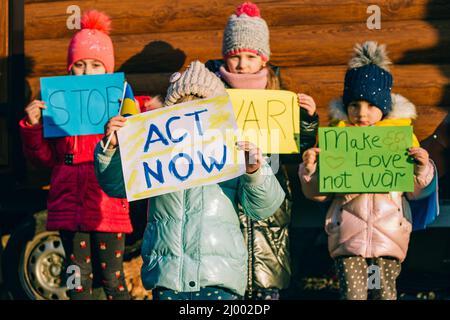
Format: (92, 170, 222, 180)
(120, 82, 140, 117)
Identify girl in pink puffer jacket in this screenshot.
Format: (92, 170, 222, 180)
(299, 41, 436, 300)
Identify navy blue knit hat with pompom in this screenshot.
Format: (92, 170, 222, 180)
(343, 41, 393, 115)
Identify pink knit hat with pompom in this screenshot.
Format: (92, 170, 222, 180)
(67, 10, 115, 73)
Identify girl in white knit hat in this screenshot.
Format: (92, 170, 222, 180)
(95, 60, 286, 300)
(206, 1, 319, 300)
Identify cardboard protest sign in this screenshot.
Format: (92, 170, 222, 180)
(318, 126, 414, 193)
(226, 89, 300, 154)
(41, 73, 124, 137)
(117, 94, 246, 201)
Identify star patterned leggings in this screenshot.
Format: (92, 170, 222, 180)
(60, 231, 130, 300)
(335, 256, 402, 300)
(152, 286, 242, 300)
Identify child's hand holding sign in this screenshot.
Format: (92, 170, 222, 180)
(302, 147, 321, 176)
(25, 100, 47, 126)
(297, 93, 317, 117)
(408, 147, 430, 174)
(237, 141, 263, 174)
(103, 115, 126, 149)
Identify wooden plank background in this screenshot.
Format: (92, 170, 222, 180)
(0, 0, 8, 104)
(0, 0, 9, 166)
(24, 0, 450, 141)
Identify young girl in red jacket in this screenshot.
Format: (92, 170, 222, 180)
(18, 10, 156, 300)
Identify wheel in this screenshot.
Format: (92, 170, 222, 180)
(3, 205, 148, 300)
(3, 210, 68, 300)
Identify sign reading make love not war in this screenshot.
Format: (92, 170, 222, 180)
(226, 89, 300, 154)
(117, 94, 246, 201)
(41, 73, 124, 138)
(318, 126, 414, 193)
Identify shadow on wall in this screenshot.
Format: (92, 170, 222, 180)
(3, 54, 37, 186)
(396, 0, 450, 296)
(24, 55, 36, 103)
(398, 0, 450, 198)
(118, 41, 186, 97)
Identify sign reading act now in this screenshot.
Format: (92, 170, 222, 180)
(117, 95, 246, 201)
(318, 126, 414, 193)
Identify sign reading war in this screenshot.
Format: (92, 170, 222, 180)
(117, 95, 246, 201)
(40, 73, 124, 138)
(318, 126, 414, 193)
(226, 89, 300, 154)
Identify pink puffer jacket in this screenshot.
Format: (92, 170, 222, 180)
(299, 94, 436, 262)
(299, 162, 434, 262)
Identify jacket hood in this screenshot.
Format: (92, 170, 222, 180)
(329, 93, 417, 122)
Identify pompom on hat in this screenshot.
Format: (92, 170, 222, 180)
(67, 10, 115, 73)
(222, 2, 270, 61)
(343, 41, 393, 115)
(164, 61, 226, 106)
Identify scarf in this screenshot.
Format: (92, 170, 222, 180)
(219, 65, 268, 89)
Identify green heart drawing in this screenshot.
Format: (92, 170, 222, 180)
(325, 156, 345, 169)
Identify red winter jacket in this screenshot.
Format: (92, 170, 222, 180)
(18, 95, 153, 233)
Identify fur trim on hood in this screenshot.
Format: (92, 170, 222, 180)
(329, 93, 417, 122)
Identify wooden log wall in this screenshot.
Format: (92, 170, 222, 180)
(24, 0, 450, 141)
(0, 0, 8, 104)
(0, 0, 9, 166)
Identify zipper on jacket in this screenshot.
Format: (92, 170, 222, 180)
(366, 194, 374, 257)
(247, 216, 254, 299)
(75, 164, 83, 230)
(178, 190, 186, 290)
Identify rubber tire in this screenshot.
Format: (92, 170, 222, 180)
(2, 211, 106, 300)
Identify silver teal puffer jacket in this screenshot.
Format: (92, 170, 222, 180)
(94, 143, 285, 295)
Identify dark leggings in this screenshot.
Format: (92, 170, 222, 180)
(60, 231, 130, 300)
(153, 286, 242, 300)
(249, 288, 280, 300)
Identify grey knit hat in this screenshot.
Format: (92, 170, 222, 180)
(164, 60, 227, 106)
(222, 2, 270, 61)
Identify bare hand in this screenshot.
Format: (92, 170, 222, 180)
(298, 93, 317, 117)
(103, 116, 127, 149)
(25, 100, 46, 126)
(237, 141, 262, 174)
(408, 147, 430, 170)
(302, 147, 321, 175)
